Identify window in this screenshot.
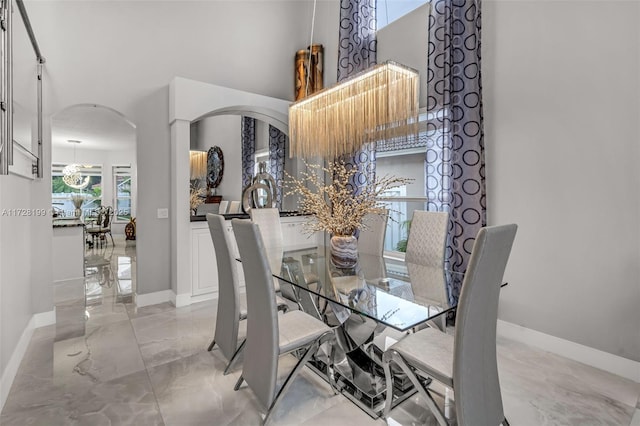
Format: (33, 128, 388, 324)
(254, 149, 269, 175)
(113, 165, 132, 222)
(377, 150, 427, 253)
(52, 164, 102, 218)
(377, 0, 429, 29)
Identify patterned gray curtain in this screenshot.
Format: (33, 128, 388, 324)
(268, 125, 286, 209)
(425, 0, 485, 304)
(241, 116, 256, 190)
(337, 0, 377, 195)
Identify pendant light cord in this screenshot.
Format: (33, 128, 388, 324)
(305, 0, 318, 97)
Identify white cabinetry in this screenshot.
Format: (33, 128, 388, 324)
(190, 225, 218, 297)
(189, 215, 316, 303)
(281, 217, 317, 247)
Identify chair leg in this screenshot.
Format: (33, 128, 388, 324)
(502, 418, 510, 426)
(318, 331, 338, 395)
(382, 352, 394, 419)
(207, 339, 216, 352)
(263, 332, 330, 425)
(108, 231, 115, 246)
(387, 350, 448, 426)
(234, 375, 244, 391)
(223, 339, 246, 375)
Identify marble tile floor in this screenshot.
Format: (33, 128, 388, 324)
(1, 237, 639, 425)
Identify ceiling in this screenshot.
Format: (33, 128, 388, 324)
(51, 105, 136, 151)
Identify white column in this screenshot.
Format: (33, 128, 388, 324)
(170, 119, 192, 306)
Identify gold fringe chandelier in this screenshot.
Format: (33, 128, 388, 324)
(289, 61, 419, 159)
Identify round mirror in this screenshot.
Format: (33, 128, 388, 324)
(207, 146, 224, 188)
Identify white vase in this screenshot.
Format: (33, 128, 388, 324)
(330, 235, 358, 268)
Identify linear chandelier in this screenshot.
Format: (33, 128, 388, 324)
(289, 61, 419, 158)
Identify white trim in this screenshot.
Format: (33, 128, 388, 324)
(33, 309, 56, 328)
(174, 292, 191, 308)
(497, 320, 640, 383)
(135, 290, 174, 308)
(174, 291, 218, 308)
(1, 309, 56, 411)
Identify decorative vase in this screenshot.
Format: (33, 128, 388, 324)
(125, 217, 136, 241)
(74, 208, 82, 218)
(330, 235, 358, 268)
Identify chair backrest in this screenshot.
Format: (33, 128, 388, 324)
(228, 200, 241, 214)
(232, 219, 279, 410)
(218, 200, 229, 215)
(249, 208, 283, 250)
(405, 210, 449, 267)
(249, 208, 284, 283)
(453, 224, 517, 426)
(102, 206, 113, 229)
(206, 213, 241, 361)
(357, 210, 389, 256)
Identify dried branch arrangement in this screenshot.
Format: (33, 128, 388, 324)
(71, 194, 85, 209)
(286, 160, 412, 236)
(189, 187, 206, 212)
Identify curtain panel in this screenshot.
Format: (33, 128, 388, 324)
(241, 116, 256, 190)
(336, 0, 377, 195)
(425, 0, 485, 304)
(268, 125, 286, 209)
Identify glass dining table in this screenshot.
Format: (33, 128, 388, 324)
(245, 244, 464, 418)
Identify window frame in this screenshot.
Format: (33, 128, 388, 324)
(113, 164, 133, 223)
(51, 163, 103, 218)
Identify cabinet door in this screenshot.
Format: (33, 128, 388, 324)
(282, 218, 319, 248)
(191, 228, 218, 296)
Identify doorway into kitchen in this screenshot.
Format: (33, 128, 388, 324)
(51, 104, 138, 336)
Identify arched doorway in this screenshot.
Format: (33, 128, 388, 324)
(51, 104, 138, 310)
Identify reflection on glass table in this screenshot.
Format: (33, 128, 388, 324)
(276, 247, 461, 332)
(239, 245, 463, 418)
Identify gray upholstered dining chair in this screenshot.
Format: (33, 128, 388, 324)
(382, 224, 517, 426)
(249, 208, 288, 296)
(232, 219, 336, 425)
(357, 210, 389, 256)
(405, 210, 449, 266)
(404, 210, 450, 330)
(205, 214, 288, 374)
(218, 200, 229, 214)
(205, 214, 245, 374)
(249, 208, 283, 250)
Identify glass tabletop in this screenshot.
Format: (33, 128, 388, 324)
(266, 246, 463, 332)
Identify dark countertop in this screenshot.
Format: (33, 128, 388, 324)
(53, 219, 86, 228)
(190, 210, 309, 222)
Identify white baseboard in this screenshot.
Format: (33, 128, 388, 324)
(33, 309, 56, 328)
(497, 320, 640, 383)
(135, 290, 174, 308)
(135, 290, 217, 309)
(1, 309, 56, 411)
(174, 291, 217, 308)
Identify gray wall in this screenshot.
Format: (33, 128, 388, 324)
(0, 0, 339, 382)
(483, 1, 640, 361)
(191, 115, 242, 201)
(26, 0, 333, 298)
(370, 1, 640, 362)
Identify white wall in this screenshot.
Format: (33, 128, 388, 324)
(483, 1, 640, 362)
(0, 176, 34, 382)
